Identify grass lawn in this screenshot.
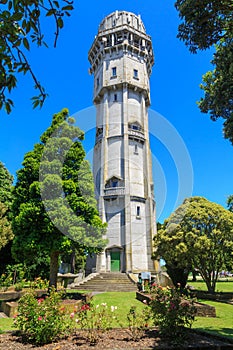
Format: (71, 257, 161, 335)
(0, 317, 14, 332)
(1, 290, 232, 341)
(193, 300, 233, 340)
(187, 280, 233, 293)
(92, 291, 149, 327)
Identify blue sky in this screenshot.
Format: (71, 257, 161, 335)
(0, 0, 232, 222)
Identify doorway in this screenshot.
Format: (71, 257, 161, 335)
(110, 251, 121, 272)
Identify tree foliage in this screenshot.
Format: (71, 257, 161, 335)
(227, 195, 233, 212)
(0, 161, 14, 268)
(154, 196, 233, 293)
(12, 108, 106, 287)
(175, 0, 233, 144)
(0, 0, 74, 113)
(0, 202, 14, 251)
(0, 161, 13, 207)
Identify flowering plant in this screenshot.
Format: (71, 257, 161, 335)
(127, 305, 151, 340)
(14, 287, 71, 345)
(149, 284, 196, 339)
(71, 301, 118, 344)
(29, 277, 48, 290)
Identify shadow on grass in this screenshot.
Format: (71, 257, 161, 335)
(195, 327, 233, 341)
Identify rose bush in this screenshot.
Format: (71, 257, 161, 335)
(149, 284, 196, 339)
(71, 301, 118, 344)
(14, 288, 71, 345)
(126, 305, 151, 340)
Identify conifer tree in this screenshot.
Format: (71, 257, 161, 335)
(12, 108, 106, 288)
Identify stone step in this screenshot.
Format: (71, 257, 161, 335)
(70, 272, 137, 292)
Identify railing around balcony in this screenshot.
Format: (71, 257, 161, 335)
(128, 129, 145, 141)
(104, 187, 125, 197)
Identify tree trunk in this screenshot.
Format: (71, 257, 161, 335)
(166, 265, 189, 289)
(49, 251, 59, 289)
(70, 249, 75, 274)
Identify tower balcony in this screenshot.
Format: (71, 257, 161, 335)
(103, 187, 125, 198)
(128, 129, 145, 142)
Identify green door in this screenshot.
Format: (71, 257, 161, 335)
(110, 252, 120, 272)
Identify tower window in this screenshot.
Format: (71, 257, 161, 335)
(136, 206, 141, 218)
(129, 122, 141, 131)
(112, 67, 117, 77)
(134, 144, 138, 154)
(114, 93, 117, 102)
(133, 69, 139, 79)
(112, 180, 118, 188)
(96, 78, 99, 87)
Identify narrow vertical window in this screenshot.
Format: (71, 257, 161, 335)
(114, 93, 117, 102)
(134, 144, 138, 154)
(112, 67, 117, 77)
(136, 206, 140, 217)
(133, 69, 138, 79)
(96, 78, 99, 88)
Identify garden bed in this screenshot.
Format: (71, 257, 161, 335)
(190, 290, 233, 303)
(0, 328, 233, 349)
(136, 291, 217, 317)
(0, 291, 90, 317)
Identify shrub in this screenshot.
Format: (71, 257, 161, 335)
(29, 277, 48, 290)
(0, 273, 12, 291)
(126, 305, 151, 340)
(72, 301, 118, 344)
(149, 285, 196, 339)
(14, 287, 72, 345)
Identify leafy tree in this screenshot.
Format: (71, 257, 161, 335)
(0, 161, 14, 273)
(175, 1, 233, 144)
(154, 196, 233, 293)
(12, 108, 106, 288)
(227, 195, 233, 212)
(0, 0, 74, 113)
(0, 161, 13, 207)
(0, 202, 13, 251)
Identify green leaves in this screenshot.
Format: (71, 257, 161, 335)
(155, 196, 233, 292)
(0, 162, 14, 207)
(0, 0, 74, 113)
(0, 202, 14, 250)
(12, 109, 106, 287)
(198, 39, 233, 144)
(175, 0, 233, 144)
(23, 37, 30, 50)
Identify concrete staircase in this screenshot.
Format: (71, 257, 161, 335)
(69, 272, 137, 292)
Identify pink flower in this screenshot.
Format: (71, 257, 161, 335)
(70, 312, 75, 318)
(81, 304, 90, 311)
(143, 299, 147, 304)
(37, 298, 44, 304)
(38, 316, 43, 321)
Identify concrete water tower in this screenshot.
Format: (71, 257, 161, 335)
(88, 11, 156, 273)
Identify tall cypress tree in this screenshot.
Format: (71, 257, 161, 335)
(0, 162, 14, 273)
(12, 108, 106, 287)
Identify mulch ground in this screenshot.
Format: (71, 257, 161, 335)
(1, 328, 233, 350)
